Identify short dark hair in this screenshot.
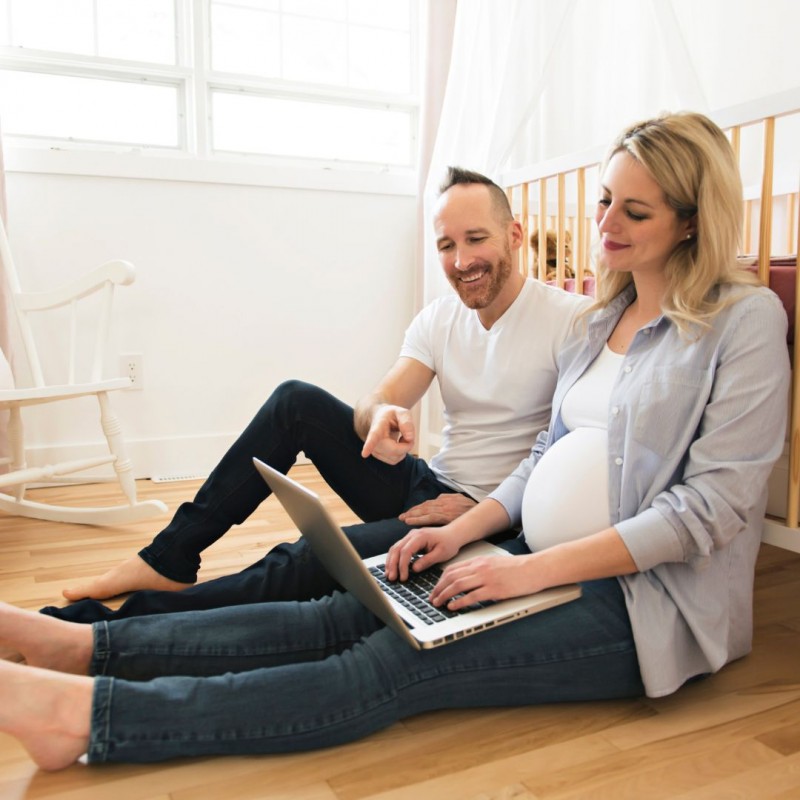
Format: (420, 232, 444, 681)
(438, 166, 514, 223)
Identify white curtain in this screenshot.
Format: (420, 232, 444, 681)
(0, 118, 11, 468)
(416, 0, 800, 451)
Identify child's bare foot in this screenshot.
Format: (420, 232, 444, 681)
(62, 555, 193, 601)
(0, 660, 92, 771)
(0, 601, 93, 674)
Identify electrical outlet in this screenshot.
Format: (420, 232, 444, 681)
(120, 353, 144, 390)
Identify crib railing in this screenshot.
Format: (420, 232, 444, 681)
(502, 90, 800, 551)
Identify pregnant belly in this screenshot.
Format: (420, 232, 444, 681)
(521, 427, 611, 551)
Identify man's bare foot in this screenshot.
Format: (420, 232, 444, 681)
(0, 601, 93, 674)
(0, 660, 92, 771)
(62, 555, 193, 601)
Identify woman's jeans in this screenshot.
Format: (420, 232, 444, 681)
(44, 380, 463, 623)
(87, 574, 644, 763)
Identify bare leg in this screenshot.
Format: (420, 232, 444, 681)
(0, 660, 92, 771)
(0, 601, 93, 674)
(61, 554, 192, 602)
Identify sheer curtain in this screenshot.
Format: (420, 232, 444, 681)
(0, 118, 12, 468)
(416, 0, 800, 452)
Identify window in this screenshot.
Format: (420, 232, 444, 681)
(0, 0, 418, 171)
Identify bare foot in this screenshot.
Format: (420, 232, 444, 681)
(62, 554, 193, 601)
(0, 601, 93, 674)
(0, 660, 92, 771)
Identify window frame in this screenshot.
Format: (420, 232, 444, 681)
(0, 0, 419, 196)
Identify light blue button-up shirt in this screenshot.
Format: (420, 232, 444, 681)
(490, 282, 790, 697)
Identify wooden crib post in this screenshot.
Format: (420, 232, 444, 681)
(576, 167, 586, 288)
(521, 182, 530, 277)
(787, 188, 800, 529)
(758, 117, 775, 284)
(538, 180, 548, 281)
(557, 173, 566, 286)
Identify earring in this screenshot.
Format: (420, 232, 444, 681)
(685, 234, 693, 240)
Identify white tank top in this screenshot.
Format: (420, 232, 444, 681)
(521, 345, 623, 551)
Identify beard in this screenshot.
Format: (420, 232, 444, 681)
(447, 245, 514, 310)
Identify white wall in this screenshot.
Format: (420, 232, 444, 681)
(5, 167, 417, 479)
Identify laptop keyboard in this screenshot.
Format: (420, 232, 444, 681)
(368, 559, 491, 626)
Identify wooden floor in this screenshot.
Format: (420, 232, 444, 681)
(1, 466, 799, 799)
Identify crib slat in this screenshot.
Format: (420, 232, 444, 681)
(521, 182, 530, 277)
(557, 173, 566, 286)
(729, 125, 741, 162)
(576, 167, 586, 287)
(744, 200, 753, 254)
(758, 117, 775, 283)
(788, 190, 800, 528)
(538, 180, 548, 281)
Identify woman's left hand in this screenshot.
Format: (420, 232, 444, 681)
(429, 554, 540, 611)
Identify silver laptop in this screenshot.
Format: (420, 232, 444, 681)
(254, 458, 581, 649)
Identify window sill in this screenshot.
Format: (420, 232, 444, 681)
(4, 145, 418, 197)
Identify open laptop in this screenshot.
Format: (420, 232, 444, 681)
(254, 458, 581, 650)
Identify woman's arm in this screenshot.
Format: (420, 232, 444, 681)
(617, 290, 790, 571)
(430, 526, 636, 610)
(384, 498, 512, 581)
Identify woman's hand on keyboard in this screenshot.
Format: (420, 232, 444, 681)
(384, 528, 461, 582)
(429, 554, 538, 611)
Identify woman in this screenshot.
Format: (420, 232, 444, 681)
(0, 112, 789, 770)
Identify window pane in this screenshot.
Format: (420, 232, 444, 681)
(210, 5, 280, 76)
(5, 0, 94, 53)
(282, 0, 346, 22)
(224, 0, 278, 9)
(209, 0, 415, 94)
(212, 91, 411, 165)
(0, 0, 176, 63)
(347, 0, 410, 30)
(96, 0, 176, 64)
(281, 15, 347, 86)
(0, 70, 179, 147)
(349, 26, 410, 93)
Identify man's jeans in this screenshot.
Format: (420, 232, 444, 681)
(43, 380, 465, 623)
(87, 571, 644, 763)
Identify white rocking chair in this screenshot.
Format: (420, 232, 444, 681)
(0, 218, 167, 524)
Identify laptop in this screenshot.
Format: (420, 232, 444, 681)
(253, 458, 581, 649)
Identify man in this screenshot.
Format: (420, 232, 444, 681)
(46, 167, 587, 623)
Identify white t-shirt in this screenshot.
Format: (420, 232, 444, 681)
(401, 278, 587, 501)
(521, 344, 622, 550)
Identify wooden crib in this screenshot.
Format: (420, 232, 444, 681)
(502, 90, 800, 553)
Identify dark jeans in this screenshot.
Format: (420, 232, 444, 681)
(87, 576, 643, 763)
(43, 380, 466, 623)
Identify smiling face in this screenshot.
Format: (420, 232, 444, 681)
(596, 151, 694, 282)
(433, 183, 523, 327)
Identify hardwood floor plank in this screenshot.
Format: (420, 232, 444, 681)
(670, 751, 800, 799)
(1, 474, 799, 799)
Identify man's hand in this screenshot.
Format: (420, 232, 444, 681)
(399, 493, 477, 526)
(360, 405, 416, 465)
(384, 528, 461, 582)
(429, 554, 539, 611)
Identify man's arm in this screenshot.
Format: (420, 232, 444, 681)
(355, 357, 435, 465)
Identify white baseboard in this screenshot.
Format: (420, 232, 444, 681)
(762, 518, 800, 553)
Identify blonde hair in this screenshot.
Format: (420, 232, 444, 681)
(591, 112, 759, 335)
